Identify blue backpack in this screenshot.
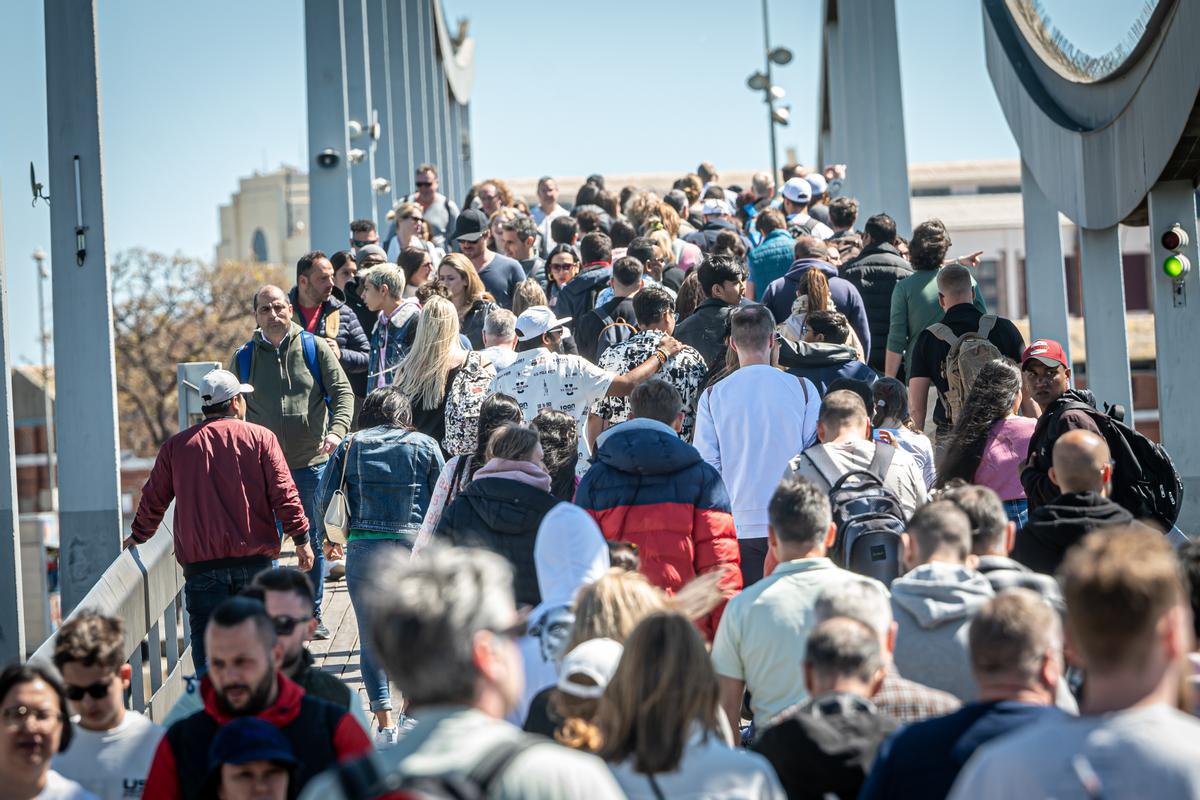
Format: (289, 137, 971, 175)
(235, 330, 331, 413)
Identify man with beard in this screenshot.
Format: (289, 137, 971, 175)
(160, 569, 370, 734)
(144, 598, 370, 800)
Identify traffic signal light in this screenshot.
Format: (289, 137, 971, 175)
(1161, 223, 1191, 279)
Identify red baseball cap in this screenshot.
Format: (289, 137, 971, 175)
(1020, 339, 1068, 369)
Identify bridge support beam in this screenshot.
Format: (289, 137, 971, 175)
(1078, 226, 1134, 415)
(44, 0, 123, 613)
(365, 0, 397, 224)
(343, 0, 376, 226)
(1147, 181, 1200, 533)
(0, 186, 25, 662)
(305, 0, 353, 253)
(1020, 160, 1072, 368)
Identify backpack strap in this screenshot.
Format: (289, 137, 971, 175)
(299, 330, 332, 412)
(802, 444, 844, 489)
(927, 323, 960, 347)
(866, 442, 896, 482)
(449, 455, 472, 503)
(976, 314, 997, 338)
(466, 734, 542, 790)
(235, 340, 254, 384)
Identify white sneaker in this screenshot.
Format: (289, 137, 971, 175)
(375, 726, 397, 747)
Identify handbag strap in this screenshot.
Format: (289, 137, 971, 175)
(337, 434, 355, 492)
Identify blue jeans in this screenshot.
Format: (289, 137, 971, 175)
(184, 558, 271, 671)
(1003, 498, 1029, 530)
(346, 538, 411, 712)
(291, 464, 327, 620)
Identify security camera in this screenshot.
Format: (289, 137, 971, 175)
(348, 120, 364, 139)
(316, 148, 340, 168)
(372, 177, 391, 194)
(347, 148, 367, 165)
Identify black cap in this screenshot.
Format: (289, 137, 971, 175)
(452, 208, 489, 243)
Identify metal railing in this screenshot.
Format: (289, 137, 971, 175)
(30, 506, 190, 722)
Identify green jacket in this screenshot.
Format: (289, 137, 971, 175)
(229, 322, 354, 469)
(887, 269, 987, 376)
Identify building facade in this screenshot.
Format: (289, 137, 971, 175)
(215, 167, 310, 267)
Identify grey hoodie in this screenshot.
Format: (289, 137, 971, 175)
(890, 562, 994, 701)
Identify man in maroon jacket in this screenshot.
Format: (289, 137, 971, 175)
(127, 369, 312, 669)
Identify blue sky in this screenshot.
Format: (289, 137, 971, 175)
(0, 0, 1141, 366)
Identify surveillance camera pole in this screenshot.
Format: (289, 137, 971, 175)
(762, 0, 779, 186)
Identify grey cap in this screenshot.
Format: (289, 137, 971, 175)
(354, 244, 388, 265)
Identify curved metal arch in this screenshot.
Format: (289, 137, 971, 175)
(433, 0, 475, 105)
(984, 0, 1200, 228)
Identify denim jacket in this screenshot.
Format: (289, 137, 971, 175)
(317, 425, 445, 538)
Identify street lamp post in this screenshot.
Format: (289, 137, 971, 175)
(747, 1, 793, 186)
(31, 248, 55, 513)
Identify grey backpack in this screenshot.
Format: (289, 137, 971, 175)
(927, 315, 1001, 425)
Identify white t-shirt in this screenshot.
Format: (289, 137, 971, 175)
(52, 712, 163, 800)
(480, 346, 519, 370)
(949, 703, 1200, 799)
(38, 771, 96, 800)
(489, 348, 614, 463)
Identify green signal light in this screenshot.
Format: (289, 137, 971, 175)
(1163, 254, 1190, 279)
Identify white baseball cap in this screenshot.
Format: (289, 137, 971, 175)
(805, 172, 828, 196)
(515, 306, 572, 342)
(701, 197, 733, 217)
(199, 369, 254, 405)
(782, 177, 812, 204)
(556, 638, 624, 699)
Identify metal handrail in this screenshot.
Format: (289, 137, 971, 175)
(30, 505, 190, 722)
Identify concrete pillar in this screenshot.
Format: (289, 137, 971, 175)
(458, 101, 473, 197)
(1147, 180, 1200, 532)
(421, 2, 447, 192)
(825, 0, 911, 234)
(365, 0, 396, 223)
(405, 1, 430, 169)
(44, 0, 123, 613)
(1020, 160, 1073, 364)
(822, 16, 849, 168)
(387, 0, 414, 197)
(342, 0, 375, 225)
(0, 185, 25, 662)
(1078, 226, 1134, 415)
(447, 97, 464, 204)
(304, 0, 353, 253)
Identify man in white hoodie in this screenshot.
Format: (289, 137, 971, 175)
(694, 304, 819, 585)
(891, 501, 994, 701)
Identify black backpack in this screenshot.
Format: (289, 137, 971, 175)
(593, 313, 637, 362)
(334, 735, 539, 800)
(1053, 399, 1184, 530)
(787, 216, 821, 240)
(802, 443, 907, 587)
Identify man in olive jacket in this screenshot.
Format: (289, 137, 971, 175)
(230, 284, 354, 637)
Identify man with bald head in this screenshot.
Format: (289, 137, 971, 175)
(230, 284, 353, 638)
(1013, 429, 1133, 575)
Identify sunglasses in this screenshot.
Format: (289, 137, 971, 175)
(351, 239, 377, 248)
(415, 181, 433, 188)
(550, 262, 578, 272)
(488, 606, 532, 640)
(271, 614, 313, 636)
(65, 680, 112, 701)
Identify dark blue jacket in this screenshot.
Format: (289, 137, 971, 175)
(778, 340, 877, 396)
(289, 286, 371, 397)
(684, 217, 754, 255)
(556, 264, 613, 330)
(859, 701, 1066, 800)
(317, 426, 444, 540)
(760, 258, 872, 358)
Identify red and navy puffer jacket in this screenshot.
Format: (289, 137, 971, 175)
(576, 419, 742, 640)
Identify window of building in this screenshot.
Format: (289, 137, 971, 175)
(252, 229, 269, 263)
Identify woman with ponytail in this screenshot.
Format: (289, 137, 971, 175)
(871, 377, 936, 488)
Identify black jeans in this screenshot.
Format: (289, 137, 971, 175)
(184, 557, 272, 670)
(739, 537, 770, 587)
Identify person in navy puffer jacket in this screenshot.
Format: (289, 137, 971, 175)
(575, 380, 742, 641)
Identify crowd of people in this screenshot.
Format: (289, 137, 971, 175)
(8, 161, 1194, 799)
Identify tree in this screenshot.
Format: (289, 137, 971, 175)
(111, 249, 289, 455)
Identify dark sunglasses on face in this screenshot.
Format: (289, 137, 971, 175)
(415, 181, 433, 188)
(351, 239, 377, 248)
(550, 262, 577, 272)
(65, 680, 112, 701)
(272, 614, 312, 636)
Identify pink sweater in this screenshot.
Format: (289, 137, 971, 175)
(973, 416, 1037, 501)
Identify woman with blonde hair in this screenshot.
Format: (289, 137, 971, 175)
(437, 253, 497, 349)
(658, 202, 703, 273)
(489, 206, 520, 244)
(600, 612, 785, 798)
(511, 278, 548, 318)
(392, 295, 495, 456)
(386, 201, 443, 264)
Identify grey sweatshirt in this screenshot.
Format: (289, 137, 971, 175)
(890, 562, 994, 701)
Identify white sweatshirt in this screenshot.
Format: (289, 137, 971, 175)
(693, 365, 819, 539)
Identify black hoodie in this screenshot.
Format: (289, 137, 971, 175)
(1012, 491, 1133, 575)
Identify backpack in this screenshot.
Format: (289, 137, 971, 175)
(927, 315, 1001, 425)
(235, 330, 331, 413)
(1051, 399, 1184, 530)
(594, 314, 637, 362)
(787, 216, 821, 240)
(802, 443, 907, 587)
(334, 735, 539, 800)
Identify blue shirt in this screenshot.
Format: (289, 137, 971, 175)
(860, 700, 1065, 800)
(747, 229, 795, 300)
(476, 253, 526, 309)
